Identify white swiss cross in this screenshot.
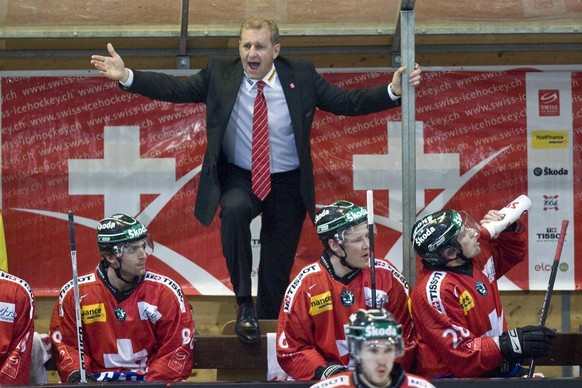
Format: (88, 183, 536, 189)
(103, 339, 148, 370)
(353, 121, 460, 223)
(483, 309, 504, 337)
(68, 126, 175, 216)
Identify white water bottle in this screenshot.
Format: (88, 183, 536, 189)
(481, 194, 532, 239)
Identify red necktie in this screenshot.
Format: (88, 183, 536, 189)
(251, 81, 271, 200)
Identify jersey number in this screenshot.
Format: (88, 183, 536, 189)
(442, 324, 470, 349)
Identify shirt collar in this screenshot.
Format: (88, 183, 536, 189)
(243, 65, 277, 91)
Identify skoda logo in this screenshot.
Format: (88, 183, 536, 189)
(533, 167, 543, 176)
(341, 290, 355, 306)
(114, 306, 127, 322)
(475, 281, 488, 296)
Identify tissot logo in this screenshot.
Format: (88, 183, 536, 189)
(535, 224, 560, 241)
(283, 264, 319, 313)
(536, 232, 560, 241)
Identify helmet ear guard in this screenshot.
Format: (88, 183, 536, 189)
(439, 245, 461, 260)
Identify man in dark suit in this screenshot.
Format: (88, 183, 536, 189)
(91, 16, 421, 344)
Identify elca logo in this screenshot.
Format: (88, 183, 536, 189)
(538, 89, 560, 117)
(533, 167, 568, 177)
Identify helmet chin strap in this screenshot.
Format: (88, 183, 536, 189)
(440, 251, 470, 267)
(113, 256, 137, 284)
(336, 245, 359, 271)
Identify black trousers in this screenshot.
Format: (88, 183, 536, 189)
(219, 163, 306, 319)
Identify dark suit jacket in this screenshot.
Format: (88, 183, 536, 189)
(128, 56, 400, 226)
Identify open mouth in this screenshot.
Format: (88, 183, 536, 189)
(376, 367, 388, 377)
(248, 61, 260, 70)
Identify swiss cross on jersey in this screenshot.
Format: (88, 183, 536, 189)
(103, 339, 148, 371)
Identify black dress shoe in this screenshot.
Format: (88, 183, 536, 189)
(235, 302, 260, 344)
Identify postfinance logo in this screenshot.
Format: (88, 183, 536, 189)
(81, 303, 107, 324)
(459, 291, 475, 316)
(532, 130, 569, 149)
(309, 291, 333, 316)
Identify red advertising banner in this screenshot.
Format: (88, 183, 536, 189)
(1, 68, 580, 296)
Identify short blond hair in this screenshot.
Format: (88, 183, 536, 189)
(240, 16, 280, 45)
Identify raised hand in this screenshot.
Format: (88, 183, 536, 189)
(90, 43, 130, 83)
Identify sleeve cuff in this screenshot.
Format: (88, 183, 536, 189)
(119, 69, 134, 88)
(388, 83, 400, 100)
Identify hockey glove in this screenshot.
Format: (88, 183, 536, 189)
(314, 363, 348, 380)
(498, 325, 556, 364)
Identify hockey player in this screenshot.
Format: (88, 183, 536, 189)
(49, 213, 194, 382)
(410, 208, 555, 378)
(277, 200, 416, 381)
(0, 270, 35, 385)
(311, 308, 434, 388)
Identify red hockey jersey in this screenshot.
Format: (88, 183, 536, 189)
(277, 254, 416, 380)
(0, 270, 35, 385)
(309, 364, 435, 388)
(410, 230, 527, 378)
(49, 268, 194, 382)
